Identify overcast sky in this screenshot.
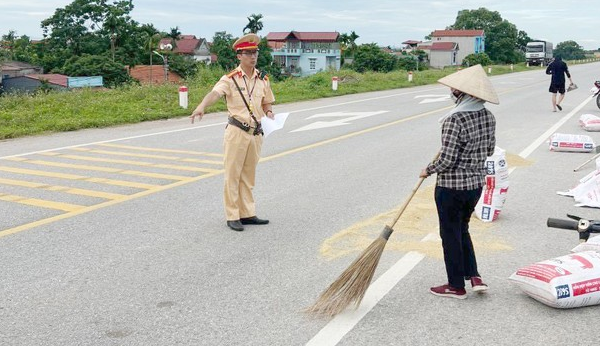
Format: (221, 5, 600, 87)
(1, 0, 598, 50)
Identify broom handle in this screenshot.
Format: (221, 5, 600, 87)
(387, 151, 441, 230)
(574, 151, 600, 172)
(387, 176, 427, 229)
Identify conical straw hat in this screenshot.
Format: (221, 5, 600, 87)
(437, 64, 499, 104)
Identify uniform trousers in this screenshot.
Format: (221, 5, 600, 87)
(223, 124, 263, 221)
(434, 186, 483, 289)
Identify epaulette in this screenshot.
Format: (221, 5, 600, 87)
(227, 69, 240, 78)
(257, 69, 268, 81)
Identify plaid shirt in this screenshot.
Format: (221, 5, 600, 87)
(426, 108, 496, 190)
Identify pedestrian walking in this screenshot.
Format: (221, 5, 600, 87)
(419, 64, 497, 299)
(546, 56, 574, 112)
(190, 33, 275, 232)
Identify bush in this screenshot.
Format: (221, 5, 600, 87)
(57, 54, 134, 87)
(462, 52, 492, 67)
(351, 43, 397, 73)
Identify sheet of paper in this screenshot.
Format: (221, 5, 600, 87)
(261, 112, 289, 138)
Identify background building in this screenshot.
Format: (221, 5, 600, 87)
(266, 31, 340, 77)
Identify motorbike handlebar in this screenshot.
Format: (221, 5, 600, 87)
(547, 216, 600, 243)
(547, 218, 578, 230)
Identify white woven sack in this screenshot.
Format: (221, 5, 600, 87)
(572, 173, 600, 208)
(549, 133, 595, 152)
(572, 236, 600, 253)
(509, 251, 600, 308)
(475, 146, 509, 222)
(579, 114, 600, 132)
(474, 182, 509, 222)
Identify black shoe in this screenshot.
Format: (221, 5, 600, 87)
(557, 104, 562, 111)
(240, 216, 269, 225)
(227, 220, 244, 231)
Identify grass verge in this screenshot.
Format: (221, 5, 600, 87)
(0, 63, 561, 140)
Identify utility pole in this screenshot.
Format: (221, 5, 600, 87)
(153, 43, 172, 82)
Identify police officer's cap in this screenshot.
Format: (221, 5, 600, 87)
(233, 33, 260, 52)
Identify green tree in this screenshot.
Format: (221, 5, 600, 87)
(211, 31, 237, 71)
(339, 31, 359, 59)
(167, 26, 181, 48)
(554, 40, 586, 60)
(243, 14, 264, 34)
(450, 7, 523, 63)
(257, 37, 281, 80)
(40, 0, 140, 70)
(1, 30, 17, 60)
(351, 43, 397, 73)
(58, 54, 133, 87)
(140, 25, 162, 81)
(516, 30, 532, 53)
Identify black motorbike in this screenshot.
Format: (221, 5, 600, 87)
(593, 81, 600, 109)
(547, 214, 600, 242)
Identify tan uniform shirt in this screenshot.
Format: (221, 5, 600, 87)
(212, 66, 275, 125)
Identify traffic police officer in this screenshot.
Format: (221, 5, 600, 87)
(190, 33, 275, 231)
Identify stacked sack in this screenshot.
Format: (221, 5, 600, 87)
(474, 146, 509, 222)
(579, 114, 600, 132)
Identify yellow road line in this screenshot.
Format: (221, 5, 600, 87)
(0, 106, 447, 238)
(72, 148, 223, 165)
(40, 153, 222, 173)
(6, 158, 191, 181)
(0, 177, 125, 199)
(99, 143, 225, 158)
(0, 166, 157, 189)
(0, 171, 224, 238)
(0, 193, 84, 212)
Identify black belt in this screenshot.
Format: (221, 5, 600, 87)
(227, 117, 263, 136)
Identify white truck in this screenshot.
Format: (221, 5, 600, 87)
(525, 41, 553, 66)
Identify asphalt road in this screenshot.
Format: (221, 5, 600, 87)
(2, 62, 600, 345)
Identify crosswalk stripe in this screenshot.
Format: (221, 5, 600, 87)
(72, 148, 223, 165)
(6, 158, 192, 181)
(0, 166, 157, 189)
(40, 153, 222, 173)
(0, 193, 84, 212)
(0, 177, 125, 199)
(99, 143, 225, 158)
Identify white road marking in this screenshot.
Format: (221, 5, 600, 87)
(306, 252, 425, 346)
(414, 94, 450, 104)
(293, 111, 389, 132)
(305, 94, 595, 346)
(519, 96, 593, 158)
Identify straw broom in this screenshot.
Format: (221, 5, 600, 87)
(305, 157, 437, 317)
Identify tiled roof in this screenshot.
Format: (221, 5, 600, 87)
(1, 61, 42, 71)
(26, 74, 68, 87)
(430, 42, 458, 51)
(267, 31, 339, 42)
(159, 36, 203, 54)
(431, 29, 484, 37)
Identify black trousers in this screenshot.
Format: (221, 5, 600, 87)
(434, 186, 483, 288)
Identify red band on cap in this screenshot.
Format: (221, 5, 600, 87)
(235, 42, 258, 51)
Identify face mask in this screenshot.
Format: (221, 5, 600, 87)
(450, 90, 463, 104)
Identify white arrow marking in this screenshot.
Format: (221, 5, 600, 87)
(293, 111, 388, 132)
(415, 94, 450, 104)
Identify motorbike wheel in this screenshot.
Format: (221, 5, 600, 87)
(597, 94, 600, 109)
